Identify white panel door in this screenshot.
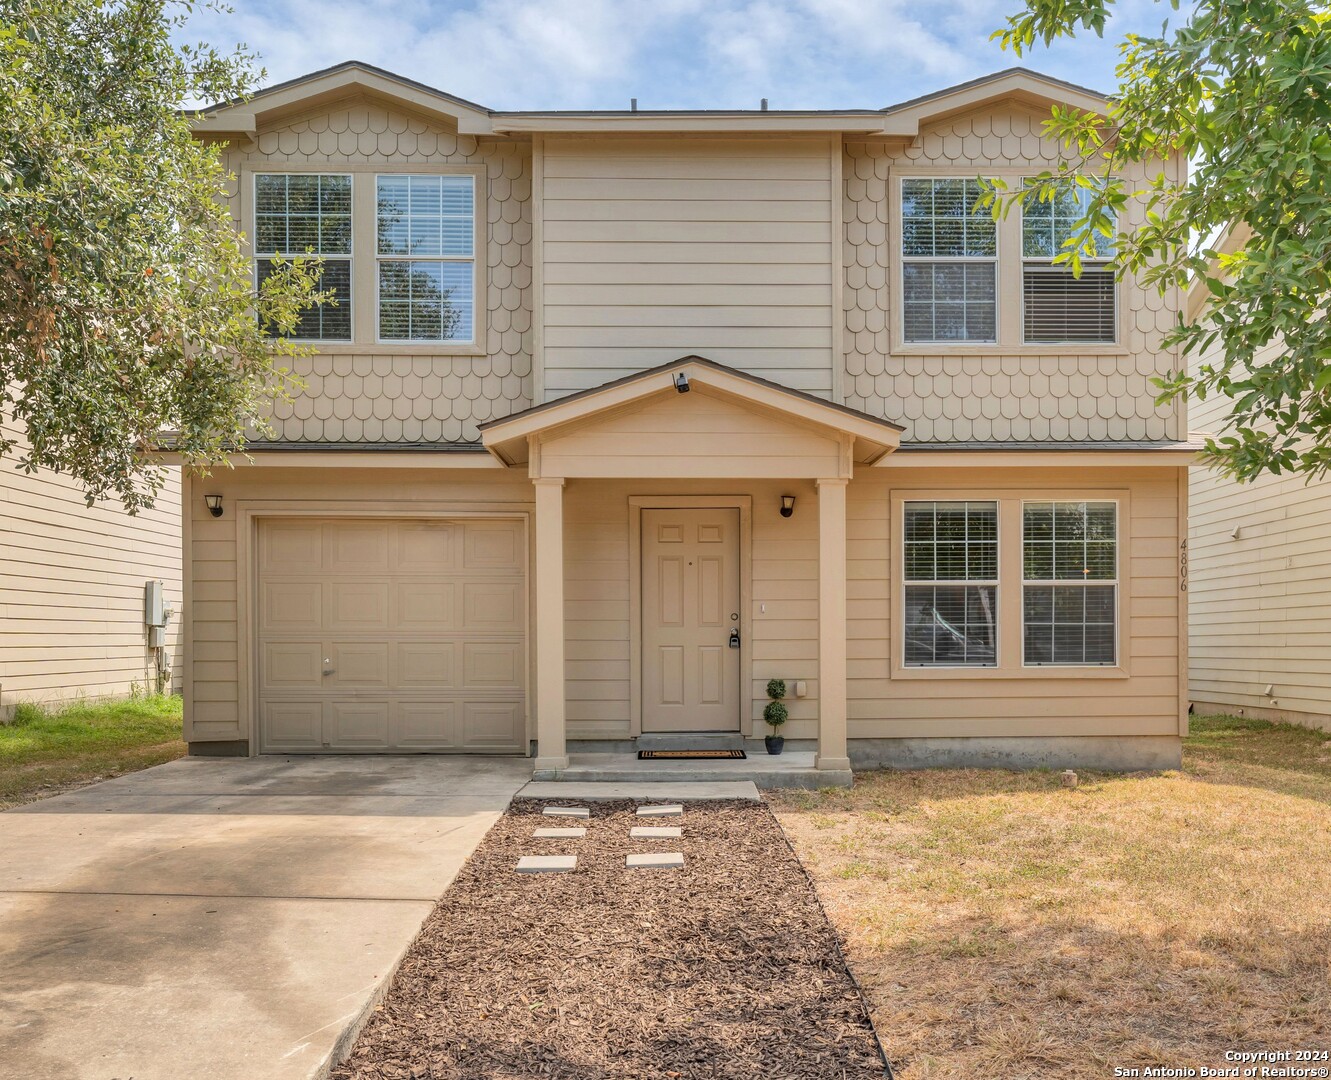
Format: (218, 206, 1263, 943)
(641, 508, 741, 732)
(257, 518, 526, 753)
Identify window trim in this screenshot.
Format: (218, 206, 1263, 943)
(374, 172, 478, 347)
(251, 171, 356, 344)
(898, 177, 1000, 347)
(240, 162, 488, 357)
(1018, 178, 1118, 346)
(887, 165, 1127, 358)
(889, 489, 1132, 681)
(1020, 499, 1121, 668)
(901, 499, 1001, 669)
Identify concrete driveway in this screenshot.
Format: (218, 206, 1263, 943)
(0, 755, 531, 1080)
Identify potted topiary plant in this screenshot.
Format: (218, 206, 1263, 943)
(763, 678, 788, 755)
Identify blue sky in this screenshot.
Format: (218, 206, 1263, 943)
(181, 0, 1172, 111)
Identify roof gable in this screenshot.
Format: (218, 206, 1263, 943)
(193, 62, 1107, 140)
(480, 356, 902, 473)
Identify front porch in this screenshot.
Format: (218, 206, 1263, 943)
(478, 357, 904, 786)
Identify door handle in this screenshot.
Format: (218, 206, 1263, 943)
(728, 628, 740, 649)
(322, 657, 335, 676)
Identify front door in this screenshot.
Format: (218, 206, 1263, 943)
(641, 508, 741, 732)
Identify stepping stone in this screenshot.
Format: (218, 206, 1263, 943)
(516, 855, 577, 873)
(533, 827, 586, 839)
(626, 852, 684, 869)
(635, 804, 683, 818)
(630, 826, 681, 839)
(542, 805, 590, 819)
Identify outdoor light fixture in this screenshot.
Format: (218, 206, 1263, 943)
(780, 495, 796, 518)
(204, 494, 224, 518)
(673, 371, 690, 393)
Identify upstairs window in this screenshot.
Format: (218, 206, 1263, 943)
(1022, 501, 1117, 665)
(901, 178, 997, 344)
(254, 174, 353, 341)
(903, 501, 999, 667)
(1022, 181, 1117, 343)
(376, 174, 475, 343)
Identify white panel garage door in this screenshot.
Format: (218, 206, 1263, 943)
(257, 518, 527, 753)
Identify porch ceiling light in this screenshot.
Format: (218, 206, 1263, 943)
(204, 493, 224, 518)
(780, 495, 796, 518)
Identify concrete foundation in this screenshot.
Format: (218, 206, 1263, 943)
(847, 735, 1183, 772)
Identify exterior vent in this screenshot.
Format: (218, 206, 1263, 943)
(1022, 264, 1116, 343)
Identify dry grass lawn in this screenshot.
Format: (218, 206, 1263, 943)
(771, 715, 1331, 1079)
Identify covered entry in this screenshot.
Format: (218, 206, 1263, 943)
(256, 517, 527, 753)
(479, 355, 903, 777)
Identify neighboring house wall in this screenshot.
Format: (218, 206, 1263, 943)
(538, 136, 836, 399)
(220, 99, 534, 444)
(841, 105, 1183, 442)
(1189, 340, 1331, 730)
(0, 418, 182, 711)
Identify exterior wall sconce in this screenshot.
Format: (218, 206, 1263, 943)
(780, 495, 796, 518)
(204, 494, 224, 518)
(673, 371, 691, 393)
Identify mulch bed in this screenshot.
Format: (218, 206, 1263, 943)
(331, 798, 888, 1079)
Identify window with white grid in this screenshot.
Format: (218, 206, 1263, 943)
(901, 178, 998, 344)
(903, 501, 999, 667)
(1021, 180, 1116, 343)
(1022, 501, 1117, 666)
(376, 174, 475, 343)
(253, 173, 352, 341)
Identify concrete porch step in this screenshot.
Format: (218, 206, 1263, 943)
(533, 751, 852, 790)
(633, 733, 746, 753)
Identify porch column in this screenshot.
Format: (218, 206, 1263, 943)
(816, 477, 851, 772)
(533, 477, 568, 772)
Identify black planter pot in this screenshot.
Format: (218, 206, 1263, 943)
(764, 735, 785, 756)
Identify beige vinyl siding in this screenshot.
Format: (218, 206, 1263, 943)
(848, 466, 1183, 738)
(841, 105, 1184, 442)
(183, 468, 533, 745)
(561, 478, 819, 741)
(540, 137, 835, 399)
(217, 100, 533, 444)
(0, 418, 181, 707)
(1189, 344, 1331, 727)
(186, 463, 1181, 750)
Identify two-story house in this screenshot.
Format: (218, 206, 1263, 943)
(180, 62, 1195, 779)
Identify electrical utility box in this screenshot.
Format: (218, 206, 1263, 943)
(144, 580, 166, 628)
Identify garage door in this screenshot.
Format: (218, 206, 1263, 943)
(256, 518, 527, 753)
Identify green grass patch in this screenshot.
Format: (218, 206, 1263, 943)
(1, 693, 185, 808)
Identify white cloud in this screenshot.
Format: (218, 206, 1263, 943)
(177, 0, 1165, 111)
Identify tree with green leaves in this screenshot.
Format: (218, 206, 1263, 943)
(986, 0, 1331, 480)
(0, 0, 323, 512)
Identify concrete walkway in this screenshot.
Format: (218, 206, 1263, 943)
(0, 755, 531, 1080)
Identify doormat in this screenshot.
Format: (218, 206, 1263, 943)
(636, 749, 747, 760)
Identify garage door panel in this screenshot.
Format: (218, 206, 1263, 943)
(327, 642, 391, 688)
(326, 522, 390, 572)
(262, 522, 323, 573)
(260, 582, 322, 632)
(262, 701, 324, 751)
(327, 700, 391, 749)
(396, 522, 460, 572)
(327, 581, 390, 631)
(396, 581, 457, 630)
(464, 521, 523, 569)
(258, 518, 526, 754)
(462, 581, 524, 632)
(461, 701, 524, 749)
(394, 702, 458, 749)
(462, 642, 523, 690)
(397, 642, 458, 688)
(261, 641, 323, 689)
